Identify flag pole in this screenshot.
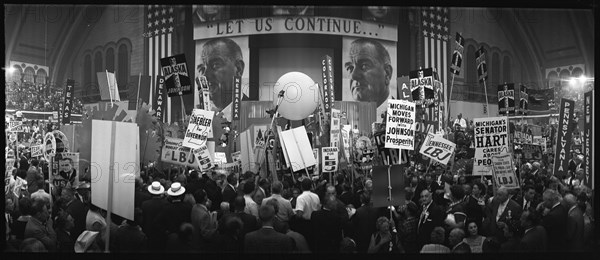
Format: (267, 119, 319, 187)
(106, 70, 114, 108)
(136, 73, 142, 109)
(482, 78, 490, 118)
(447, 73, 456, 129)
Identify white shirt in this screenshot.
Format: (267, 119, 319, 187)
(295, 190, 321, 220)
(496, 200, 509, 222)
(244, 195, 259, 219)
(522, 198, 530, 210)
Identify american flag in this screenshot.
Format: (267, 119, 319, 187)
(144, 5, 176, 123)
(421, 7, 450, 127)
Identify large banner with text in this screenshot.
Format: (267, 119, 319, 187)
(473, 116, 509, 176)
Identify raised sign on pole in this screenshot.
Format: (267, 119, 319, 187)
(419, 132, 456, 165)
(321, 147, 339, 173)
(385, 99, 416, 150)
(182, 109, 214, 150)
(491, 153, 519, 189)
(473, 116, 509, 176)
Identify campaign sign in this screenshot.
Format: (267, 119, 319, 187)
(497, 83, 515, 115)
(473, 117, 509, 176)
(43, 132, 57, 162)
(162, 137, 197, 168)
(491, 153, 519, 189)
(322, 147, 339, 173)
(330, 109, 341, 148)
(161, 54, 193, 97)
(521, 143, 543, 161)
(409, 68, 435, 107)
(554, 99, 575, 178)
(419, 133, 456, 165)
(30, 145, 44, 157)
(385, 99, 416, 150)
(183, 109, 215, 150)
(8, 121, 23, 132)
(193, 145, 213, 172)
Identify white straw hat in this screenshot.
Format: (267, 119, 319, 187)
(167, 182, 185, 196)
(147, 181, 165, 195)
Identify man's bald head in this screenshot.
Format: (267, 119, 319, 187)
(496, 186, 509, 203)
(563, 193, 577, 208)
(419, 189, 432, 206)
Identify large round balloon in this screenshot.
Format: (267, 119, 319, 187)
(273, 72, 319, 121)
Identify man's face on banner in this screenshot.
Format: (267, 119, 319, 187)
(346, 41, 391, 107)
(60, 159, 73, 173)
(198, 39, 244, 111)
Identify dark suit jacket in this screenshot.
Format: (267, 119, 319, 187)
(483, 199, 522, 238)
(465, 195, 485, 228)
(542, 204, 568, 251)
(135, 189, 152, 209)
(566, 206, 585, 251)
(56, 229, 75, 252)
(222, 184, 237, 206)
(233, 212, 259, 237)
(311, 208, 343, 253)
(141, 197, 169, 236)
(156, 201, 192, 235)
(520, 225, 547, 251)
(416, 202, 445, 248)
(512, 195, 542, 212)
(243, 227, 295, 253)
(65, 198, 87, 241)
(351, 205, 386, 253)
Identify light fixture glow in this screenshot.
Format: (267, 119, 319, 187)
(578, 75, 588, 83)
(569, 78, 577, 87)
(6, 67, 16, 74)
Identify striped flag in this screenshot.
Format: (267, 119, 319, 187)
(421, 7, 450, 131)
(144, 5, 177, 123)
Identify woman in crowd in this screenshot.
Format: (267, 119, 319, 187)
(462, 220, 486, 253)
(397, 201, 419, 253)
(420, 226, 450, 253)
(465, 181, 486, 229)
(368, 216, 402, 253)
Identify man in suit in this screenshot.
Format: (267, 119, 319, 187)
(24, 197, 57, 251)
(563, 193, 584, 251)
(541, 188, 568, 251)
(519, 209, 547, 251)
(311, 196, 343, 253)
(482, 186, 522, 240)
(60, 187, 86, 241)
(228, 196, 259, 238)
(222, 174, 238, 206)
(261, 181, 294, 223)
(416, 190, 445, 249)
(243, 204, 295, 253)
(513, 185, 541, 212)
(141, 181, 169, 251)
(191, 189, 217, 250)
(350, 192, 386, 253)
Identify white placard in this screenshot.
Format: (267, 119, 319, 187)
(321, 147, 339, 173)
(385, 99, 416, 150)
(491, 153, 519, 189)
(91, 120, 139, 221)
(419, 133, 456, 165)
(473, 117, 509, 176)
(161, 137, 197, 168)
(182, 109, 215, 150)
(280, 126, 316, 172)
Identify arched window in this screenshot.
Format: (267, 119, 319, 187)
(118, 44, 129, 89)
(23, 67, 35, 83)
(84, 55, 91, 95)
(35, 69, 47, 85)
(466, 45, 477, 101)
(94, 51, 103, 92)
(503, 56, 511, 83)
(106, 47, 115, 73)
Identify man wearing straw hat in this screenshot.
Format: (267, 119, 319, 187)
(156, 182, 192, 239)
(141, 181, 168, 251)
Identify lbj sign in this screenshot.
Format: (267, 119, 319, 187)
(491, 153, 519, 189)
(322, 147, 339, 173)
(419, 133, 456, 165)
(162, 137, 197, 168)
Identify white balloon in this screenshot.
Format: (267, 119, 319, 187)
(273, 72, 320, 121)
